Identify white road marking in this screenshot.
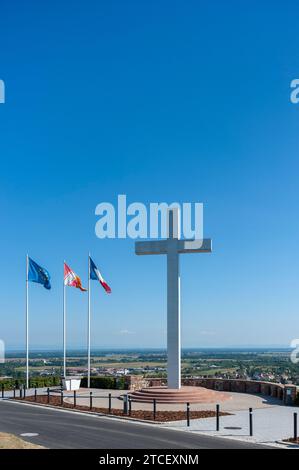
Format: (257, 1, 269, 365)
(20, 433, 39, 437)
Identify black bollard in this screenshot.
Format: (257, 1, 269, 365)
(13, 387, 16, 399)
(19, 387, 22, 399)
(123, 394, 128, 415)
(216, 404, 220, 431)
(90, 391, 93, 410)
(47, 387, 50, 404)
(153, 399, 157, 420)
(60, 390, 63, 406)
(249, 407, 253, 436)
(73, 390, 76, 408)
(34, 389, 37, 402)
(108, 393, 112, 413)
(23, 384, 26, 399)
(129, 397, 132, 416)
(187, 402, 190, 427)
(1, 384, 4, 398)
(294, 412, 298, 441)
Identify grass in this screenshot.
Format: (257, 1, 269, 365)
(0, 432, 44, 449)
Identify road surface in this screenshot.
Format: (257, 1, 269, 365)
(0, 400, 270, 449)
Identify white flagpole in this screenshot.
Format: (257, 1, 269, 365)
(26, 254, 29, 389)
(63, 262, 66, 378)
(87, 253, 91, 388)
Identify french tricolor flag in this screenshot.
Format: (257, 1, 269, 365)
(89, 256, 111, 293)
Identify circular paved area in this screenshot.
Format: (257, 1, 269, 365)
(64, 388, 283, 411)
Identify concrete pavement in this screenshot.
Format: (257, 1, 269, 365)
(161, 405, 299, 447)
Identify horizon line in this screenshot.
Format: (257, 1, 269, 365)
(4, 345, 293, 353)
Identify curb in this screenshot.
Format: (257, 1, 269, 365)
(275, 440, 299, 448)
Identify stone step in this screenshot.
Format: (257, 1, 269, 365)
(128, 386, 231, 404)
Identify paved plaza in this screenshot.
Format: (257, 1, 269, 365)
(161, 405, 299, 447)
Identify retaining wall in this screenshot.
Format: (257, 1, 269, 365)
(124, 375, 297, 405)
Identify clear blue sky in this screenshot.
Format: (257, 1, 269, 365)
(0, 1, 299, 350)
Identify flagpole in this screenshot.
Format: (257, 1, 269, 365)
(63, 262, 66, 378)
(87, 253, 91, 388)
(26, 254, 29, 389)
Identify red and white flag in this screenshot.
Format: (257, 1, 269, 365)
(89, 257, 111, 293)
(64, 262, 87, 292)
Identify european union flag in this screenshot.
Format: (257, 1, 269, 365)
(28, 257, 51, 290)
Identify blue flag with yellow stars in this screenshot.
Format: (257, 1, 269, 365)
(28, 257, 51, 290)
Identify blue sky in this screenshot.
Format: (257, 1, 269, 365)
(0, 0, 299, 350)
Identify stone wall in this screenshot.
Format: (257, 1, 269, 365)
(124, 375, 167, 391)
(124, 375, 298, 405)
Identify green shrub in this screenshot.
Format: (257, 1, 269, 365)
(0, 375, 125, 391)
(28, 376, 61, 388)
(81, 376, 126, 390)
(0, 376, 61, 391)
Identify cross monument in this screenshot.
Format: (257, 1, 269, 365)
(135, 208, 212, 389)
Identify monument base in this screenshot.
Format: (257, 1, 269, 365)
(129, 385, 230, 404)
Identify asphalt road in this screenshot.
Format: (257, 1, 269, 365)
(0, 400, 269, 449)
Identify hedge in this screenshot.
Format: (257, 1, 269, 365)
(0, 375, 126, 390)
(0, 376, 61, 390)
(80, 376, 126, 390)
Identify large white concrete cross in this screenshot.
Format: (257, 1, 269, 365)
(135, 208, 212, 389)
